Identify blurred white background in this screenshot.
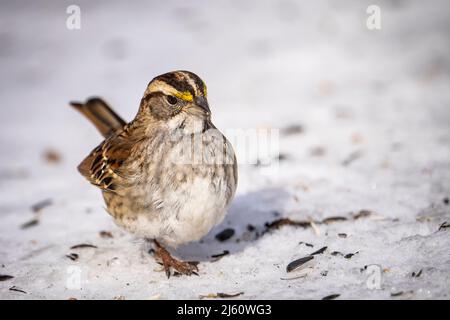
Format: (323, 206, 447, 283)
(0, 0, 449, 299)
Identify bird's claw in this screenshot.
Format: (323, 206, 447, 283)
(153, 240, 199, 278)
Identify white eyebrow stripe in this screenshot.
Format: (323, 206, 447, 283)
(145, 80, 179, 96)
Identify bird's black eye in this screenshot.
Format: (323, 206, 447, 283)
(166, 95, 178, 105)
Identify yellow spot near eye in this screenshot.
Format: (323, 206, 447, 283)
(173, 91, 194, 102)
(203, 84, 207, 97)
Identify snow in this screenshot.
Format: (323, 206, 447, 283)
(0, 0, 449, 299)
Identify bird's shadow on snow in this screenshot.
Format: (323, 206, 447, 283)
(173, 187, 292, 261)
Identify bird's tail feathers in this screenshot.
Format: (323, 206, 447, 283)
(70, 97, 126, 138)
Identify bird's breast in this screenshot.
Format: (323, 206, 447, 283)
(105, 127, 237, 247)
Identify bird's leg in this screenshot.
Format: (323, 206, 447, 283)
(152, 240, 199, 278)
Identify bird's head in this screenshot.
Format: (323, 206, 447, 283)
(137, 71, 211, 132)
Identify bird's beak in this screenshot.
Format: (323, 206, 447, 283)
(194, 96, 211, 115)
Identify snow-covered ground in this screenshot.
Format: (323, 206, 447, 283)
(0, 0, 449, 299)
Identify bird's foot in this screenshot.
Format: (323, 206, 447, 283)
(153, 240, 199, 278)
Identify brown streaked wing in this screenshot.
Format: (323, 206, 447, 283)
(78, 130, 134, 192)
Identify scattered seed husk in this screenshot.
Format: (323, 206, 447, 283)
(211, 250, 230, 261)
(331, 251, 344, 257)
(113, 295, 126, 300)
(438, 222, 449, 231)
(341, 150, 362, 166)
(200, 292, 244, 299)
(391, 290, 414, 297)
(353, 210, 373, 220)
(106, 257, 120, 267)
(0, 275, 14, 281)
(9, 286, 27, 294)
(43, 149, 62, 164)
(286, 256, 314, 273)
(20, 218, 39, 229)
(31, 199, 53, 213)
(99, 231, 113, 238)
(322, 294, 340, 300)
(412, 269, 422, 278)
(280, 274, 307, 281)
(247, 224, 256, 232)
(66, 253, 79, 261)
(310, 246, 327, 256)
(265, 218, 311, 232)
(344, 252, 359, 259)
(444, 198, 449, 205)
(261, 209, 375, 239)
(321, 271, 328, 277)
(281, 124, 303, 136)
(299, 242, 314, 247)
(70, 244, 98, 249)
(215, 228, 235, 242)
(322, 216, 347, 224)
(217, 292, 243, 298)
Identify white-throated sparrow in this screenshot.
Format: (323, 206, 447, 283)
(71, 71, 238, 277)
